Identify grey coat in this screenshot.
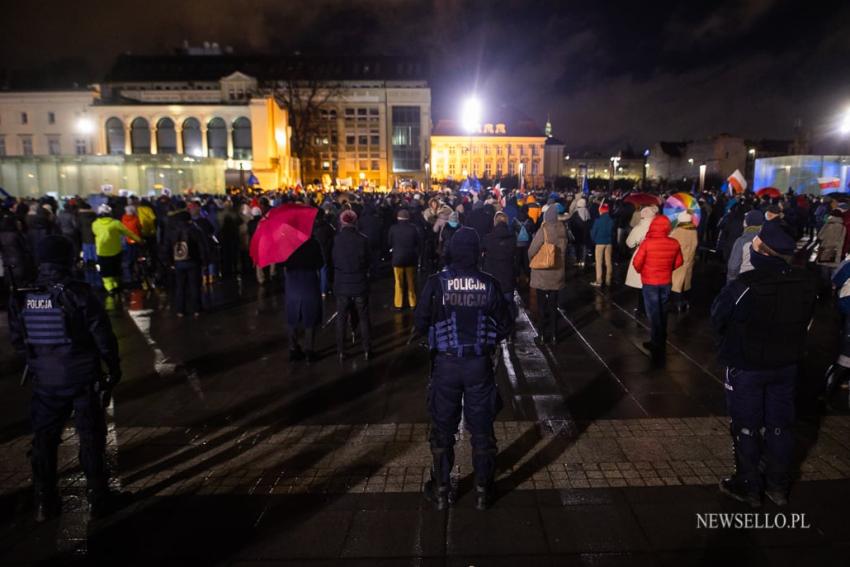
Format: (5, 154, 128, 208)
(528, 215, 568, 291)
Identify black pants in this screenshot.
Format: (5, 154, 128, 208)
(31, 384, 108, 493)
(429, 354, 501, 486)
(335, 294, 371, 354)
(536, 289, 560, 340)
(174, 262, 201, 315)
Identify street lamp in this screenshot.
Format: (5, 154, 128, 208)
(76, 117, 95, 135)
(840, 109, 850, 136)
(424, 161, 430, 192)
(518, 162, 524, 191)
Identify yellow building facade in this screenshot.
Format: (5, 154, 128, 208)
(429, 111, 546, 187)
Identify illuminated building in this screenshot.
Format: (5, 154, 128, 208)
(430, 106, 546, 187)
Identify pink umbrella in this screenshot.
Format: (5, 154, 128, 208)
(623, 192, 661, 206)
(249, 204, 318, 268)
(756, 187, 781, 199)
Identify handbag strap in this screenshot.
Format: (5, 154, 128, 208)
(542, 222, 550, 244)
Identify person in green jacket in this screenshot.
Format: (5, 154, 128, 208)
(92, 204, 140, 293)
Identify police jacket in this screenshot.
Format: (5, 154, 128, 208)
(332, 225, 371, 296)
(711, 265, 817, 370)
(414, 264, 514, 357)
(8, 263, 121, 386)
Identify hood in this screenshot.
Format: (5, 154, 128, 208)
(646, 215, 672, 237)
(640, 207, 657, 220)
(543, 204, 559, 224)
(35, 262, 73, 284)
(446, 226, 481, 269)
(93, 217, 115, 227)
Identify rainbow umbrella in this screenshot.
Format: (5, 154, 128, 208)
(663, 192, 701, 227)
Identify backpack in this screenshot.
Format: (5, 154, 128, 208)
(173, 226, 190, 262)
(516, 220, 530, 244)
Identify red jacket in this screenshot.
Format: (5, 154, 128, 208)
(633, 216, 683, 285)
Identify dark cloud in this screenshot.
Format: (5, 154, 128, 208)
(2, 0, 849, 151)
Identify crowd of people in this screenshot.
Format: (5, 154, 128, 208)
(0, 181, 847, 512)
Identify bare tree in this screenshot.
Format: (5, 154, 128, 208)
(273, 77, 343, 185)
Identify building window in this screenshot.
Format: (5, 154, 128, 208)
(232, 117, 252, 159)
(370, 135, 380, 146)
(48, 112, 56, 124)
(322, 161, 330, 171)
(495, 123, 506, 134)
(344, 108, 354, 117)
(357, 108, 367, 116)
(105, 117, 126, 155)
(0, 136, 5, 156)
(156, 117, 177, 154)
(358, 135, 368, 146)
(75, 138, 87, 155)
(131, 117, 152, 154)
(532, 162, 539, 175)
(359, 161, 368, 171)
(207, 117, 227, 157)
(47, 136, 61, 156)
(346, 135, 355, 149)
(448, 163, 456, 176)
(21, 112, 28, 125)
(369, 108, 379, 116)
(371, 160, 379, 171)
(484, 162, 492, 176)
(21, 136, 33, 156)
(391, 106, 421, 172)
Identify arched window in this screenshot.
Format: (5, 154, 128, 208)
(156, 117, 177, 154)
(105, 117, 125, 155)
(232, 117, 252, 160)
(207, 117, 227, 158)
(130, 117, 151, 154)
(182, 118, 202, 157)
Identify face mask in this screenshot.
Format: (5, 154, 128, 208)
(448, 220, 459, 228)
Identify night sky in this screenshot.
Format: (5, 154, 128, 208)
(3, 0, 850, 152)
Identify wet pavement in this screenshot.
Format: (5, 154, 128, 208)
(1, 258, 850, 565)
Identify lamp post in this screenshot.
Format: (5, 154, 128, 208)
(424, 161, 430, 193)
(518, 162, 524, 191)
(642, 149, 650, 188)
(609, 156, 620, 192)
(747, 148, 756, 188)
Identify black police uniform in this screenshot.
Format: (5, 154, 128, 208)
(711, 233, 817, 507)
(414, 227, 513, 509)
(7, 235, 122, 520)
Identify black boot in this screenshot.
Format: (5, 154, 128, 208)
(719, 476, 761, 509)
(424, 447, 455, 510)
(474, 481, 496, 511)
(33, 486, 61, 523)
(423, 478, 451, 511)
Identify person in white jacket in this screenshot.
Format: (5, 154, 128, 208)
(625, 206, 658, 312)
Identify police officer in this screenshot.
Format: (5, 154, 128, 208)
(711, 222, 817, 508)
(414, 226, 513, 510)
(8, 235, 126, 521)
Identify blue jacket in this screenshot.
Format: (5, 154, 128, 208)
(590, 213, 614, 245)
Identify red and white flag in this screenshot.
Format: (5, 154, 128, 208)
(818, 177, 841, 190)
(727, 169, 747, 194)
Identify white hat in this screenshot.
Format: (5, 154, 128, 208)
(677, 211, 692, 223)
(97, 204, 112, 215)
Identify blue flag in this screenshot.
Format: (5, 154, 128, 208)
(582, 176, 590, 195)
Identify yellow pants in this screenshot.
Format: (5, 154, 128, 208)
(594, 244, 613, 286)
(102, 276, 119, 292)
(393, 266, 417, 309)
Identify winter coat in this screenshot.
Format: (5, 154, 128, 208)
(283, 238, 324, 328)
(121, 214, 142, 245)
(817, 215, 846, 264)
(0, 212, 34, 283)
(137, 205, 157, 238)
(78, 210, 96, 245)
(92, 216, 139, 258)
(670, 223, 698, 292)
(590, 213, 614, 245)
(161, 211, 210, 266)
(387, 220, 421, 267)
(727, 226, 760, 282)
(468, 204, 495, 240)
(481, 222, 517, 293)
(26, 211, 55, 259)
(333, 225, 371, 296)
(625, 208, 656, 289)
(633, 216, 683, 286)
(528, 208, 568, 291)
(357, 205, 383, 249)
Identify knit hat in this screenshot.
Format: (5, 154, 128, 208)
(676, 211, 692, 223)
(494, 211, 508, 225)
(340, 209, 358, 226)
(744, 210, 765, 227)
(599, 204, 609, 214)
(37, 235, 75, 266)
(97, 204, 112, 216)
(446, 226, 480, 268)
(397, 209, 410, 220)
